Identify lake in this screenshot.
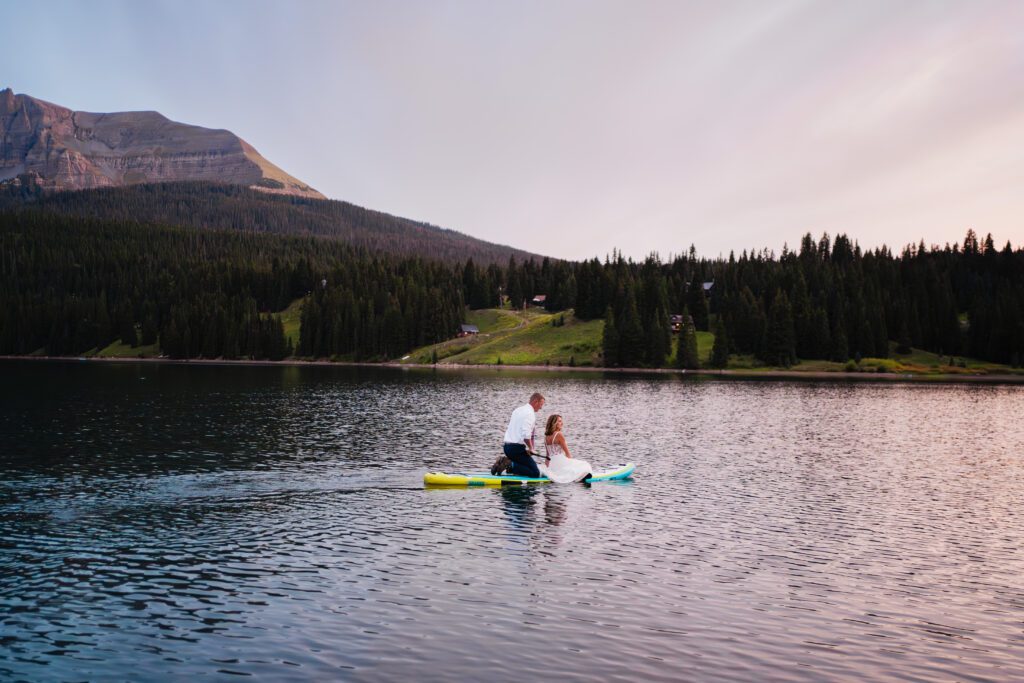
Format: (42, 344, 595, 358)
(2, 360, 1023, 681)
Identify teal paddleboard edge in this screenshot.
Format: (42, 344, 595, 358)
(443, 462, 635, 484)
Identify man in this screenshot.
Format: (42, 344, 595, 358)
(492, 392, 545, 476)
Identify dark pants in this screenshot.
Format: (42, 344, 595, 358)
(503, 443, 540, 478)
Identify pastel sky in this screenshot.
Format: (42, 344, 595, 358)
(5, 0, 1024, 260)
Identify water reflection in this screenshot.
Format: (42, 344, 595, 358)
(497, 485, 570, 529)
(498, 484, 540, 527)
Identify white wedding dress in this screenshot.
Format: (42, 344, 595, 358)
(539, 435, 593, 483)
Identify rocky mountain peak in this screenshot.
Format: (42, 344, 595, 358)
(0, 89, 324, 199)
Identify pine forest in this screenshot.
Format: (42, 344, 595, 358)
(1, 206, 1022, 368)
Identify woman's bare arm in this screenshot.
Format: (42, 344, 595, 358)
(557, 432, 572, 458)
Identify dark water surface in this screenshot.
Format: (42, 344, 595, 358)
(2, 360, 1024, 681)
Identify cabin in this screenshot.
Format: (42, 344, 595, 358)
(457, 324, 479, 337)
(684, 281, 715, 294)
(669, 313, 703, 333)
(531, 294, 547, 307)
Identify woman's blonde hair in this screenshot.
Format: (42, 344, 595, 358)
(545, 414, 562, 436)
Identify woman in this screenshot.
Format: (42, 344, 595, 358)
(540, 414, 593, 483)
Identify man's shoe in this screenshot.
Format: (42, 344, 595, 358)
(490, 455, 511, 475)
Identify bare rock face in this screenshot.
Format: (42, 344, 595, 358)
(0, 88, 324, 199)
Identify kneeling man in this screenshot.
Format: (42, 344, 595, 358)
(495, 392, 545, 477)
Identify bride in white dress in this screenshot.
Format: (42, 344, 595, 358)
(539, 414, 593, 483)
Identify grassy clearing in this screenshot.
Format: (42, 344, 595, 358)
(456, 314, 603, 366)
(465, 308, 522, 334)
(778, 343, 1018, 375)
(405, 308, 603, 366)
(408, 310, 710, 368)
(888, 343, 993, 370)
(402, 306, 1019, 375)
(92, 339, 160, 358)
(878, 343, 1019, 374)
(274, 298, 304, 348)
(668, 338, 1017, 375)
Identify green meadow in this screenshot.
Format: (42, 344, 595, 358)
(77, 299, 1019, 376)
(276, 298, 304, 348)
(405, 308, 603, 366)
(405, 307, 1018, 375)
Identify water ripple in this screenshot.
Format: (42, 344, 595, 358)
(1, 362, 1024, 681)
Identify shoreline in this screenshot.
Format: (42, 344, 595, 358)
(3, 355, 1024, 384)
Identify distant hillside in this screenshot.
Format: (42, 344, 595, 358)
(0, 88, 322, 198)
(0, 181, 543, 265)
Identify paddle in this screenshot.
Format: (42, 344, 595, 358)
(490, 452, 548, 463)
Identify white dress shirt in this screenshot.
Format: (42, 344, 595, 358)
(503, 404, 536, 445)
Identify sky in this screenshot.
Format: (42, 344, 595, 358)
(5, 0, 1024, 260)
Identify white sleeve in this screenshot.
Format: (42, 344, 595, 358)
(521, 411, 535, 441)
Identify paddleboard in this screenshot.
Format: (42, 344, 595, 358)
(424, 462, 635, 487)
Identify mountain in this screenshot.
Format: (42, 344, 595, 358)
(0, 181, 543, 265)
(0, 88, 323, 198)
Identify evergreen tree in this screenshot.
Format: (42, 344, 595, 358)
(763, 290, 796, 367)
(506, 257, 523, 309)
(676, 312, 700, 369)
(896, 320, 912, 355)
(601, 306, 619, 367)
(618, 291, 645, 368)
(141, 316, 158, 346)
(809, 306, 831, 359)
(119, 316, 138, 348)
(687, 277, 710, 331)
(710, 316, 729, 368)
(830, 318, 849, 362)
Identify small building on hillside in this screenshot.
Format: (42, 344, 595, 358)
(531, 294, 547, 307)
(669, 313, 700, 333)
(684, 281, 715, 294)
(457, 324, 479, 337)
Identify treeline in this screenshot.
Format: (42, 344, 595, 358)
(458, 231, 1024, 368)
(0, 211, 462, 360)
(0, 181, 538, 266)
(2, 206, 1022, 368)
(638, 231, 1023, 367)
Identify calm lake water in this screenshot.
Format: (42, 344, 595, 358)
(2, 360, 1024, 681)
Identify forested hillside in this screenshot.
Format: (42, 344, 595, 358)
(0, 181, 540, 266)
(0, 211, 463, 360)
(1, 206, 1021, 368)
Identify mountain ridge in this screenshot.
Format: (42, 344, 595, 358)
(0, 180, 544, 266)
(0, 88, 323, 198)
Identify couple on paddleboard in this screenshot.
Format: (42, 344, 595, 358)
(492, 392, 593, 483)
